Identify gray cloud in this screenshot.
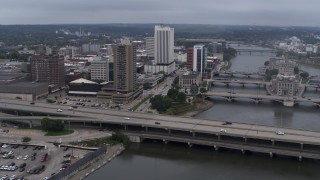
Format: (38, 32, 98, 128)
(0, 0, 319, 26)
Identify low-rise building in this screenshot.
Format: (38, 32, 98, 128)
(137, 74, 164, 87)
(0, 73, 48, 101)
(271, 74, 300, 96)
(179, 71, 202, 92)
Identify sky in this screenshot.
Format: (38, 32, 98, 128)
(0, 0, 319, 26)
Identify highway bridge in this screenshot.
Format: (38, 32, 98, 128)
(1, 98, 320, 161)
(205, 91, 320, 107)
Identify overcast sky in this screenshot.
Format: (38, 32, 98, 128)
(0, 0, 319, 26)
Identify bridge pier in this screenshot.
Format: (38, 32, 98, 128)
(124, 125, 128, 131)
(29, 120, 33, 128)
(99, 123, 102, 128)
(269, 152, 273, 158)
(214, 145, 219, 151)
(243, 137, 247, 143)
(188, 142, 193, 148)
(217, 134, 221, 141)
(300, 143, 303, 150)
(163, 139, 168, 144)
(145, 127, 148, 132)
(271, 140, 275, 146)
(241, 149, 246, 155)
(299, 156, 303, 162)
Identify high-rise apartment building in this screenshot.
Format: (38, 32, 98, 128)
(31, 54, 65, 88)
(97, 39, 142, 103)
(113, 39, 137, 92)
(154, 25, 174, 65)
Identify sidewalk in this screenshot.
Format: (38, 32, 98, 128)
(69, 144, 125, 180)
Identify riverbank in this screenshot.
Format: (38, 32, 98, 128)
(70, 144, 125, 180)
(183, 99, 214, 117)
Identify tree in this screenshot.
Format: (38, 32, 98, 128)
(21, 136, 31, 143)
(276, 49, 285, 57)
(167, 88, 179, 100)
(223, 48, 237, 61)
(264, 61, 270, 66)
(171, 76, 180, 89)
(190, 84, 199, 96)
(200, 87, 207, 94)
(300, 72, 309, 79)
(176, 92, 186, 102)
(150, 95, 172, 112)
(41, 117, 64, 131)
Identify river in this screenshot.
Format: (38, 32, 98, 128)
(86, 44, 320, 180)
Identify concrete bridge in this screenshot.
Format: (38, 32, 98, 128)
(206, 79, 268, 87)
(205, 91, 320, 107)
(1, 98, 320, 160)
(236, 49, 276, 55)
(215, 71, 265, 77)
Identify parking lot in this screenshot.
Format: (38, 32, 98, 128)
(0, 143, 91, 180)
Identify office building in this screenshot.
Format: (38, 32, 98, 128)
(31, 54, 65, 88)
(193, 45, 207, 76)
(90, 58, 109, 82)
(144, 25, 176, 74)
(154, 25, 174, 65)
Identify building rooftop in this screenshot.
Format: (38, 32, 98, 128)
(70, 78, 98, 84)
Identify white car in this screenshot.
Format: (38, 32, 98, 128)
(276, 131, 285, 135)
(220, 129, 227, 133)
(2, 144, 8, 148)
(23, 155, 29, 160)
(56, 109, 63, 112)
(16, 155, 23, 160)
(124, 117, 130, 120)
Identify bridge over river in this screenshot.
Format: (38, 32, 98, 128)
(1, 98, 320, 161)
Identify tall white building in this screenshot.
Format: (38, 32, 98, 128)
(154, 25, 174, 65)
(90, 59, 109, 81)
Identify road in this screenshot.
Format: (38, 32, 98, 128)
(1, 97, 320, 146)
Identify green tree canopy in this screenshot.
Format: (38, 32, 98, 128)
(150, 95, 173, 112)
(300, 72, 309, 78)
(176, 92, 186, 102)
(41, 117, 65, 131)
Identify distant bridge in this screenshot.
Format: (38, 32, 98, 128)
(206, 91, 320, 107)
(236, 49, 276, 55)
(205, 79, 268, 87)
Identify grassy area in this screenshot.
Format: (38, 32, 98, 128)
(130, 94, 152, 112)
(301, 78, 309, 84)
(70, 132, 130, 147)
(165, 102, 196, 115)
(44, 129, 74, 136)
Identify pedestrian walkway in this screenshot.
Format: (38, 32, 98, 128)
(69, 144, 125, 180)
